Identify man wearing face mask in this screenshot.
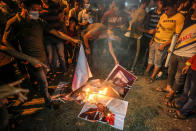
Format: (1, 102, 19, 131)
(2, 0, 80, 108)
(78, 0, 94, 30)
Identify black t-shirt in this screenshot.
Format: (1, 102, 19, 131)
(3, 14, 48, 63)
(181, 14, 196, 31)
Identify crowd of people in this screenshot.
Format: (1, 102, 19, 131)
(0, 0, 196, 129)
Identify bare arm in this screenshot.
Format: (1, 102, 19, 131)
(0, 44, 44, 68)
(49, 29, 81, 44)
(108, 39, 118, 65)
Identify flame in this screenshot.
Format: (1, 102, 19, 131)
(85, 88, 90, 93)
(83, 87, 108, 103)
(98, 88, 108, 95)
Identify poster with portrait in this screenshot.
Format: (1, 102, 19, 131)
(106, 64, 137, 98)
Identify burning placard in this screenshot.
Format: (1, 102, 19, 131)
(78, 96, 128, 130)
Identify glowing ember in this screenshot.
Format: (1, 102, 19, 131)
(83, 87, 108, 103)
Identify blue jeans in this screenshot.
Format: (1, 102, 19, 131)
(46, 41, 67, 73)
(27, 65, 51, 104)
(176, 68, 196, 116)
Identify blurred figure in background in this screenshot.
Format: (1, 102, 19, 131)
(178, 0, 193, 16)
(68, 0, 80, 26)
(136, 0, 164, 72)
(64, 17, 80, 65)
(78, 0, 94, 30)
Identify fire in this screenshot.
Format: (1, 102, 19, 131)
(85, 88, 90, 93)
(88, 94, 96, 101)
(84, 87, 108, 103)
(98, 88, 108, 95)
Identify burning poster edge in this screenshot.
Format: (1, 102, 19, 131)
(78, 96, 128, 130)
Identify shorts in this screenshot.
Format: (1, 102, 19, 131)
(148, 41, 167, 67)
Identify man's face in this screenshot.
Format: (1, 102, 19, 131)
(164, 5, 176, 16)
(74, 2, 79, 10)
(157, 1, 163, 10)
(29, 4, 41, 20)
(84, 0, 89, 4)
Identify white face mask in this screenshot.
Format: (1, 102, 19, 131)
(29, 11, 39, 20)
(84, 4, 90, 9)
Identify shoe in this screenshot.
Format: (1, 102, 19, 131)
(173, 110, 186, 119)
(155, 87, 169, 93)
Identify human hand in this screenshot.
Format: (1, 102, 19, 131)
(29, 57, 46, 69)
(158, 44, 165, 51)
(85, 48, 91, 55)
(73, 39, 82, 44)
(149, 40, 153, 46)
(148, 29, 155, 35)
(168, 48, 171, 53)
(182, 65, 190, 74)
(17, 89, 29, 102)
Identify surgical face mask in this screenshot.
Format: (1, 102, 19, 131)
(29, 11, 39, 20)
(84, 3, 90, 9)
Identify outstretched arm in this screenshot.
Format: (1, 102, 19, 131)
(0, 44, 44, 68)
(49, 29, 81, 44)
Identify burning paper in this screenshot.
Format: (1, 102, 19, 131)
(52, 82, 70, 100)
(78, 96, 128, 130)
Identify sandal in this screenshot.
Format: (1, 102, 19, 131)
(173, 110, 186, 119)
(156, 87, 169, 93)
(168, 109, 176, 113)
(167, 99, 180, 109)
(164, 95, 174, 103)
(147, 78, 156, 84)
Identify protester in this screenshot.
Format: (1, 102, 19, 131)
(156, 0, 196, 103)
(2, 0, 80, 108)
(68, 0, 80, 26)
(78, 0, 94, 30)
(136, 0, 164, 70)
(144, 0, 185, 83)
(125, 0, 150, 37)
(178, 0, 193, 16)
(172, 54, 196, 119)
(42, 0, 68, 74)
(101, 0, 129, 67)
(64, 17, 80, 65)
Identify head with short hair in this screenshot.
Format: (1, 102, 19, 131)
(22, 0, 42, 10)
(163, 0, 178, 16)
(140, 0, 150, 8)
(113, 0, 125, 10)
(154, 0, 163, 10)
(74, 0, 80, 10)
(22, 0, 42, 20)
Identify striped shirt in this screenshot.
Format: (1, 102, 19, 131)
(144, 8, 163, 38)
